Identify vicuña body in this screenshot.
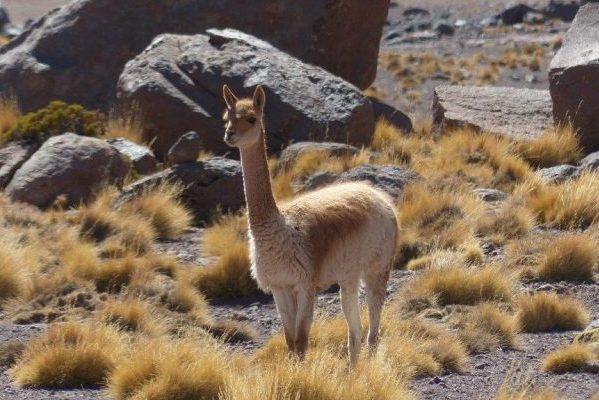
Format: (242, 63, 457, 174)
(222, 85, 399, 364)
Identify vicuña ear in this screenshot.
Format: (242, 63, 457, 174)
(253, 85, 266, 112)
(223, 85, 238, 109)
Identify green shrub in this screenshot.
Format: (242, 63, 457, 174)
(7, 101, 105, 143)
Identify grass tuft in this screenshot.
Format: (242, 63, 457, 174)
(517, 292, 590, 333)
(537, 233, 597, 282)
(542, 343, 596, 374)
(515, 126, 581, 168)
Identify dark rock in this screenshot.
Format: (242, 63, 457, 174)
(549, 2, 599, 152)
(304, 165, 420, 199)
(108, 138, 157, 175)
(369, 98, 413, 133)
(473, 188, 507, 202)
(394, 31, 438, 44)
(579, 151, 599, 171)
(434, 21, 455, 36)
(301, 171, 338, 192)
(118, 30, 374, 158)
(544, 0, 580, 22)
(432, 85, 553, 141)
(0, 0, 387, 113)
(167, 132, 201, 165)
(275, 142, 360, 173)
(6, 133, 129, 208)
(119, 157, 244, 223)
(538, 164, 580, 183)
(0, 141, 39, 188)
(499, 3, 538, 25)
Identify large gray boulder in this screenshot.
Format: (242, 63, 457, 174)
(6, 133, 129, 208)
(119, 157, 244, 223)
(108, 138, 158, 175)
(0, 0, 387, 113)
(118, 29, 375, 158)
(0, 141, 38, 188)
(433, 85, 553, 140)
(167, 131, 201, 165)
(549, 2, 599, 152)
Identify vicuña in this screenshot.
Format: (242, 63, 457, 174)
(222, 85, 399, 364)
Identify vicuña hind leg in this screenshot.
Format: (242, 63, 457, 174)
(364, 270, 390, 353)
(272, 287, 297, 352)
(294, 288, 314, 358)
(341, 282, 362, 365)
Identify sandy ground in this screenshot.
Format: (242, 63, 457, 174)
(3, 0, 69, 25)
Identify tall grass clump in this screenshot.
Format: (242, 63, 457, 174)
(0, 95, 20, 144)
(105, 107, 144, 144)
(193, 213, 259, 299)
(0, 244, 31, 302)
(11, 322, 124, 388)
(537, 233, 597, 282)
(542, 343, 596, 374)
(98, 298, 163, 335)
(517, 292, 590, 333)
(371, 118, 412, 164)
(515, 126, 581, 168)
(455, 303, 520, 353)
(406, 265, 516, 306)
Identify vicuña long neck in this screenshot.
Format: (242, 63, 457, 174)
(239, 133, 279, 228)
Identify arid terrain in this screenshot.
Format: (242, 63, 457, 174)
(0, 1, 597, 400)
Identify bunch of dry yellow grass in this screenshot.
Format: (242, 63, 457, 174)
(194, 213, 258, 299)
(456, 303, 520, 353)
(98, 298, 164, 335)
(542, 343, 596, 374)
(537, 233, 597, 282)
(515, 126, 581, 168)
(371, 119, 412, 164)
(0, 95, 20, 145)
(12, 322, 124, 388)
(406, 265, 516, 306)
(476, 203, 535, 245)
(517, 292, 590, 333)
(519, 172, 599, 229)
(104, 108, 144, 144)
(0, 241, 33, 302)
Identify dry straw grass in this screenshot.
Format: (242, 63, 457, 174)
(406, 265, 516, 306)
(98, 298, 164, 335)
(456, 303, 520, 353)
(542, 343, 596, 374)
(515, 126, 581, 168)
(11, 322, 124, 388)
(517, 292, 590, 333)
(519, 172, 599, 229)
(536, 233, 597, 282)
(0, 95, 20, 145)
(105, 108, 145, 144)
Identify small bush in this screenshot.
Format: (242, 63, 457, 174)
(120, 183, 192, 239)
(406, 265, 516, 306)
(515, 126, 581, 168)
(537, 234, 597, 282)
(517, 292, 590, 333)
(456, 303, 520, 353)
(542, 343, 596, 374)
(8, 101, 105, 144)
(11, 322, 124, 388)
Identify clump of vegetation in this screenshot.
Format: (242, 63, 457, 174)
(11, 322, 124, 388)
(536, 234, 597, 282)
(105, 107, 145, 144)
(476, 202, 535, 245)
(542, 343, 596, 374)
(517, 292, 590, 333)
(193, 213, 259, 299)
(98, 298, 163, 335)
(406, 265, 516, 306)
(0, 95, 21, 145)
(520, 172, 599, 229)
(455, 303, 520, 353)
(515, 126, 581, 168)
(7, 101, 105, 144)
(0, 244, 31, 302)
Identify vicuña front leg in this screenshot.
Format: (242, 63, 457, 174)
(272, 287, 297, 352)
(341, 283, 362, 366)
(294, 288, 315, 358)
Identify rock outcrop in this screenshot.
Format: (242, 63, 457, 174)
(0, 0, 387, 113)
(549, 2, 599, 152)
(108, 138, 158, 175)
(167, 132, 201, 165)
(118, 30, 375, 158)
(433, 85, 553, 140)
(119, 157, 244, 223)
(6, 133, 129, 208)
(0, 141, 38, 188)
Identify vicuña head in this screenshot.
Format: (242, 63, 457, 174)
(222, 84, 265, 149)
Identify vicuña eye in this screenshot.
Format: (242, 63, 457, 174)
(247, 116, 256, 124)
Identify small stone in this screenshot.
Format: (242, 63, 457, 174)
(525, 74, 538, 83)
(167, 131, 201, 165)
(473, 188, 507, 202)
